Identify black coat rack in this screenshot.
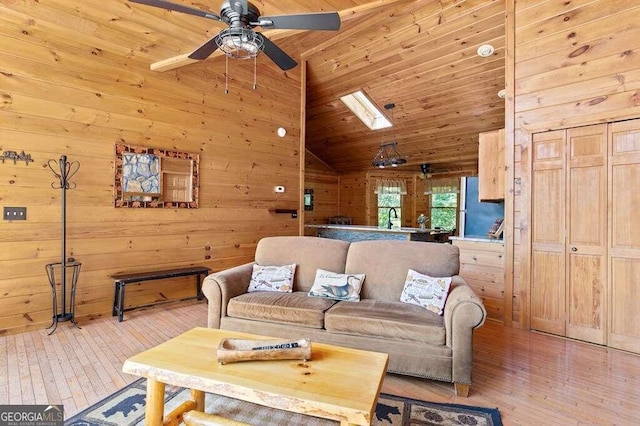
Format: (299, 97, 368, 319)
(46, 155, 81, 334)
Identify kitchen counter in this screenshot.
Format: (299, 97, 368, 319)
(305, 224, 449, 243)
(449, 236, 504, 244)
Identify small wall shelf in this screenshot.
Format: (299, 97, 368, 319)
(269, 208, 298, 218)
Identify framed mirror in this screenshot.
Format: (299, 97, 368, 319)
(114, 143, 200, 208)
(304, 188, 314, 211)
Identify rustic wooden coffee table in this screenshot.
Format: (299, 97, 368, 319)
(122, 327, 388, 425)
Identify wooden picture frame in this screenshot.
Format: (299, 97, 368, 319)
(114, 143, 200, 208)
(487, 217, 504, 238)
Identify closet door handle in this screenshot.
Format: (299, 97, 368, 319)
(571, 247, 578, 252)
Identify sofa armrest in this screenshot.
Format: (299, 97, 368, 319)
(201, 262, 255, 328)
(443, 276, 487, 385)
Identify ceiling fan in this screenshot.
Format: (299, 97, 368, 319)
(128, 0, 341, 70)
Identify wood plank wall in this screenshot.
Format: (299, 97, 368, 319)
(365, 171, 426, 228)
(303, 150, 339, 235)
(337, 171, 440, 228)
(0, 1, 302, 335)
(337, 172, 369, 225)
(509, 0, 640, 327)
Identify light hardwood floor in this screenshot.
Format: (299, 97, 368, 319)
(1, 300, 639, 425)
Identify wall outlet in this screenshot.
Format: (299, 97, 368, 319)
(274, 186, 285, 193)
(3, 207, 27, 221)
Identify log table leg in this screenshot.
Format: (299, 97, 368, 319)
(191, 389, 205, 411)
(145, 378, 165, 425)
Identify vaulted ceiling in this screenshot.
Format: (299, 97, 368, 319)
(119, 0, 506, 174)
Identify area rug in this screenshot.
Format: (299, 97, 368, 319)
(65, 378, 501, 425)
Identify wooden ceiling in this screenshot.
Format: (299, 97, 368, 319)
(297, 0, 506, 174)
(85, 0, 506, 174)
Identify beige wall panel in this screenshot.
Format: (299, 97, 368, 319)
(516, 2, 640, 60)
(608, 119, 640, 352)
(567, 255, 603, 330)
(0, 277, 51, 299)
(478, 129, 505, 201)
(514, 0, 597, 29)
(303, 172, 340, 231)
(482, 297, 504, 323)
(0, 1, 302, 334)
(459, 250, 505, 268)
(459, 264, 505, 286)
(515, 1, 640, 133)
(532, 169, 564, 244)
(565, 124, 607, 344)
(0, 311, 54, 335)
(610, 164, 640, 247)
(305, 150, 336, 174)
(517, 68, 640, 115)
(338, 172, 368, 225)
(530, 251, 565, 335)
(609, 258, 640, 353)
(452, 239, 505, 323)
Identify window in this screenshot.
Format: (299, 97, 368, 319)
(375, 178, 406, 228)
(340, 90, 392, 130)
(425, 177, 460, 230)
(430, 192, 458, 230)
(378, 193, 402, 228)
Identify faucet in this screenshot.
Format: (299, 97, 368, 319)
(387, 207, 398, 229)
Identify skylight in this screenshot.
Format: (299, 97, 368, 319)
(340, 90, 392, 130)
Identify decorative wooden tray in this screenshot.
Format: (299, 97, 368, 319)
(217, 338, 312, 365)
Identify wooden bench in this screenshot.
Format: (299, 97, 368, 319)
(111, 266, 210, 322)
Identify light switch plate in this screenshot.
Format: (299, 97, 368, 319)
(3, 207, 27, 221)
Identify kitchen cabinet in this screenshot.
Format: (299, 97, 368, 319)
(451, 237, 505, 323)
(478, 129, 505, 201)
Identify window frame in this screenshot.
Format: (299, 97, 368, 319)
(377, 192, 403, 228)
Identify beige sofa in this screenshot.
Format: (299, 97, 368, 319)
(202, 236, 486, 396)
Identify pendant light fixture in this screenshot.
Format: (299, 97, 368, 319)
(371, 103, 407, 168)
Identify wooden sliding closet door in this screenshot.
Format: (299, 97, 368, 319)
(531, 130, 566, 336)
(608, 119, 640, 353)
(531, 125, 607, 344)
(565, 125, 607, 345)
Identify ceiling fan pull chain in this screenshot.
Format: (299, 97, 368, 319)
(253, 56, 258, 90)
(225, 55, 229, 95)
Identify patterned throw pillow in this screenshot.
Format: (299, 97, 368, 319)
(248, 264, 296, 293)
(308, 269, 365, 302)
(400, 269, 452, 315)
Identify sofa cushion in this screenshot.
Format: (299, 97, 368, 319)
(227, 291, 337, 329)
(255, 237, 350, 293)
(248, 263, 296, 293)
(324, 299, 446, 345)
(400, 269, 452, 315)
(308, 269, 365, 302)
(345, 240, 460, 301)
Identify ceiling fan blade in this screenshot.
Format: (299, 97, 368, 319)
(258, 12, 340, 31)
(261, 35, 297, 70)
(188, 34, 222, 60)
(128, 0, 221, 21)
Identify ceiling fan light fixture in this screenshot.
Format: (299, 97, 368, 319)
(216, 28, 264, 59)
